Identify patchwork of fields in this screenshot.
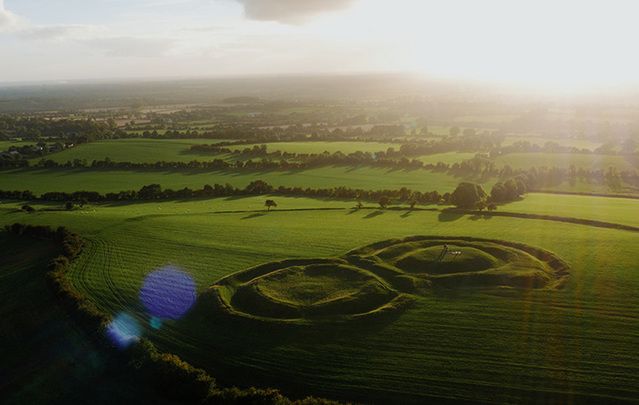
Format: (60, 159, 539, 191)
(2, 193, 638, 402)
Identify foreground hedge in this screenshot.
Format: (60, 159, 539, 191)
(5, 223, 343, 404)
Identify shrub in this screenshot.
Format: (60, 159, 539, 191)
(450, 182, 486, 209)
(130, 339, 215, 402)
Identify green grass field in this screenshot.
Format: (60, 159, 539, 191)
(537, 180, 639, 196)
(504, 192, 639, 227)
(415, 152, 477, 165)
(0, 166, 485, 194)
(31, 138, 232, 164)
(495, 152, 636, 171)
(1, 193, 638, 402)
(26, 139, 400, 164)
(0, 140, 30, 150)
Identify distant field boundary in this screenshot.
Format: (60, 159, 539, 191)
(457, 209, 639, 233)
(532, 190, 639, 200)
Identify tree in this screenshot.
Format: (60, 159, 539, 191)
(476, 200, 487, 211)
(246, 180, 273, 194)
(21, 204, 35, 213)
(409, 199, 417, 210)
(378, 196, 391, 209)
(490, 176, 528, 203)
(265, 199, 277, 211)
(65, 201, 74, 210)
(450, 182, 486, 209)
(356, 201, 363, 210)
(138, 184, 162, 199)
(487, 203, 497, 211)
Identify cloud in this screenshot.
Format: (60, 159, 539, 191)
(0, 0, 20, 31)
(84, 37, 175, 58)
(0, 0, 94, 39)
(18, 24, 102, 41)
(236, 0, 355, 24)
(0, 1, 167, 58)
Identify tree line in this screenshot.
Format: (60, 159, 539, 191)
(0, 116, 125, 142)
(1, 180, 450, 205)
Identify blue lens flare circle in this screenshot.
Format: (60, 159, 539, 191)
(139, 266, 197, 320)
(106, 313, 141, 349)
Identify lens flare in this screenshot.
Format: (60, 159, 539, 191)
(139, 266, 197, 320)
(106, 313, 141, 349)
(149, 316, 163, 330)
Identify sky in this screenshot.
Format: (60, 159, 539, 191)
(1, 0, 639, 91)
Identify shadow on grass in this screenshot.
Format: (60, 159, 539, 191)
(438, 208, 465, 222)
(241, 212, 267, 220)
(363, 210, 385, 219)
(469, 213, 493, 221)
(176, 291, 410, 359)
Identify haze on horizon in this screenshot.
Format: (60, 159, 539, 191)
(1, 0, 639, 93)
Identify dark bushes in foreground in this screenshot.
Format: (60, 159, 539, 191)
(4, 223, 342, 404)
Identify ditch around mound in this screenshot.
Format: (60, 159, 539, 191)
(209, 236, 570, 324)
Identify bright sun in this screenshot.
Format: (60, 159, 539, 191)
(318, 0, 639, 92)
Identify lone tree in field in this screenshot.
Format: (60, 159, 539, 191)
(450, 182, 487, 209)
(21, 204, 35, 214)
(409, 199, 417, 210)
(356, 200, 363, 210)
(265, 199, 277, 211)
(378, 196, 391, 209)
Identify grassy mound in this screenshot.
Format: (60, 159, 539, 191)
(215, 259, 407, 323)
(210, 236, 569, 324)
(394, 245, 499, 274)
(350, 236, 569, 290)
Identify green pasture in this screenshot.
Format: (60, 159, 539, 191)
(415, 152, 476, 165)
(504, 192, 639, 227)
(494, 152, 636, 171)
(537, 179, 639, 196)
(1, 193, 638, 402)
(30, 138, 232, 164)
(0, 140, 30, 150)
(0, 166, 484, 194)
